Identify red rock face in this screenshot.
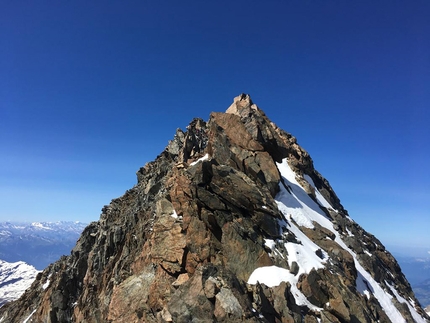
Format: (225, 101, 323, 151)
(0, 94, 427, 323)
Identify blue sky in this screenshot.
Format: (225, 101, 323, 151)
(1, 1, 429, 254)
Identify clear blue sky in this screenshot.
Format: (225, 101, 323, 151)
(1, 1, 429, 254)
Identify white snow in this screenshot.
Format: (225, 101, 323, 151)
(190, 153, 209, 166)
(303, 174, 334, 210)
(247, 266, 322, 311)
(247, 159, 335, 311)
(276, 159, 332, 229)
(0, 260, 39, 307)
(387, 282, 427, 323)
(248, 265, 292, 288)
(278, 219, 327, 277)
(170, 210, 178, 219)
(356, 271, 372, 299)
(272, 158, 427, 323)
(284, 236, 326, 276)
(264, 239, 276, 251)
(30, 222, 52, 230)
(42, 278, 50, 290)
(22, 309, 36, 323)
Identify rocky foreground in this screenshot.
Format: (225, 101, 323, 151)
(0, 94, 428, 322)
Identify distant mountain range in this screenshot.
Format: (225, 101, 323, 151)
(0, 221, 87, 270)
(413, 278, 430, 310)
(0, 221, 87, 307)
(396, 255, 430, 308)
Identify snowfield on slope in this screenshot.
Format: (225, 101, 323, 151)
(248, 158, 426, 323)
(0, 260, 39, 307)
(247, 265, 322, 311)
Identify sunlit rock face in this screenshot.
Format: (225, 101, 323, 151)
(0, 94, 428, 323)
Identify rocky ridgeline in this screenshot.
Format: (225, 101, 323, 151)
(0, 94, 428, 322)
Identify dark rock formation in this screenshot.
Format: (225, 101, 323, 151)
(0, 94, 428, 322)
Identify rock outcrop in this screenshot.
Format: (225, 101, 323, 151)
(0, 94, 428, 322)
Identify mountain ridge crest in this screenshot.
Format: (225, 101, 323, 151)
(0, 94, 427, 322)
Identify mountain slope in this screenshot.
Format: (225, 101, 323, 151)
(0, 94, 427, 322)
(0, 260, 39, 308)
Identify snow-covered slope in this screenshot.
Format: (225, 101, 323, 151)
(248, 158, 427, 323)
(0, 260, 39, 308)
(0, 221, 87, 270)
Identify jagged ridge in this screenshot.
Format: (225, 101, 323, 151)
(0, 94, 428, 323)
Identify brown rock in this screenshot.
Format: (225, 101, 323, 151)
(172, 273, 189, 287)
(214, 287, 243, 320)
(327, 284, 350, 322)
(211, 112, 263, 152)
(298, 269, 329, 308)
(203, 276, 219, 299)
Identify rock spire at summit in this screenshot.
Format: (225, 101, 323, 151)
(0, 95, 428, 322)
(226, 93, 254, 114)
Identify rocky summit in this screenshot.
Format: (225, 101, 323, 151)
(0, 94, 428, 323)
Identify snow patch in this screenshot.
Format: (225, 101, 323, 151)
(387, 282, 427, 323)
(170, 210, 178, 219)
(284, 237, 326, 276)
(22, 309, 36, 323)
(247, 266, 322, 311)
(31, 222, 53, 230)
(276, 159, 332, 229)
(42, 279, 50, 290)
(247, 265, 291, 288)
(0, 260, 39, 306)
(356, 271, 372, 299)
(264, 239, 276, 251)
(303, 174, 334, 210)
(190, 153, 209, 166)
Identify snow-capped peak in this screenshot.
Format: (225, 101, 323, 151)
(31, 222, 53, 230)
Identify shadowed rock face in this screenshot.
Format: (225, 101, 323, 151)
(1, 94, 428, 323)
